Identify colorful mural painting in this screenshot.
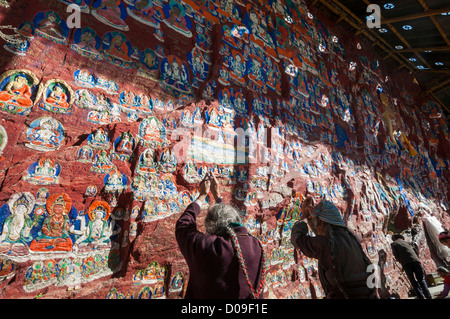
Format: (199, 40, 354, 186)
(0, 0, 448, 300)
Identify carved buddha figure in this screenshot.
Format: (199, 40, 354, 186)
(0, 193, 35, 256)
(29, 193, 73, 252)
(0, 74, 34, 111)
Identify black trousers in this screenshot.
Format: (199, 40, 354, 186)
(403, 262, 432, 299)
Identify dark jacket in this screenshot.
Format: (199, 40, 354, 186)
(390, 239, 421, 266)
(291, 221, 374, 299)
(175, 202, 264, 299)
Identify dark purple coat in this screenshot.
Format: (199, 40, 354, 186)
(175, 202, 264, 299)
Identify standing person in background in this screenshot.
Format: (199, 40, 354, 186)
(410, 215, 424, 253)
(290, 196, 376, 299)
(175, 173, 266, 299)
(391, 234, 432, 299)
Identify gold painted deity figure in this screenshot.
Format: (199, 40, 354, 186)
(0, 73, 34, 114)
(29, 193, 73, 252)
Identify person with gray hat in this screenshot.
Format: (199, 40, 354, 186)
(391, 233, 432, 299)
(290, 196, 375, 299)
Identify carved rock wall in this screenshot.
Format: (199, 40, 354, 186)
(0, 0, 448, 299)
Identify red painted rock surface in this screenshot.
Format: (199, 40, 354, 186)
(0, 0, 448, 300)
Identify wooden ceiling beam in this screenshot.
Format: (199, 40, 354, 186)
(425, 77, 450, 94)
(417, 0, 450, 46)
(430, 15, 450, 46)
(328, 0, 418, 73)
(382, 51, 393, 60)
(434, 82, 450, 94)
(361, 0, 433, 70)
(386, 26, 433, 69)
(415, 69, 450, 74)
(423, 74, 448, 88)
(315, 0, 450, 75)
(380, 5, 450, 24)
(313, 0, 449, 111)
(315, 0, 411, 72)
(416, 0, 450, 106)
(396, 45, 450, 53)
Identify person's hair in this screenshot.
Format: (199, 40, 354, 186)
(204, 203, 266, 298)
(205, 203, 242, 236)
(437, 266, 449, 275)
(391, 234, 405, 241)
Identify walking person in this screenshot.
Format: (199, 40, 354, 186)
(175, 173, 266, 299)
(390, 233, 432, 299)
(290, 196, 376, 299)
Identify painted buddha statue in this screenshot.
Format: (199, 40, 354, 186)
(29, 193, 73, 252)
(0, 74, 34, 113)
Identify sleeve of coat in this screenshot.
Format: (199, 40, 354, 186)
(390, 243, 399, 260)
(290, 221, 322, 259)
(175, 202, 203, 259)
(438, 282, 450, 297)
